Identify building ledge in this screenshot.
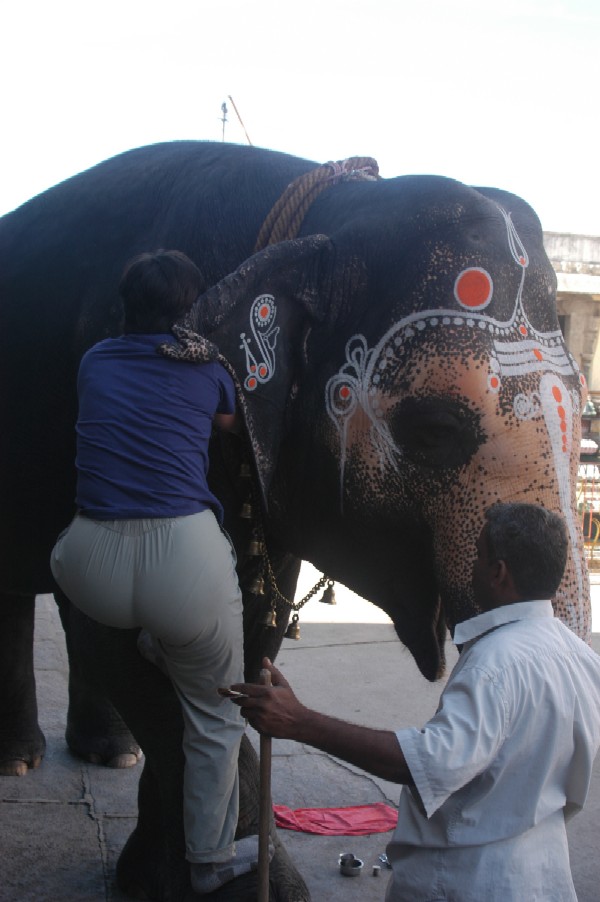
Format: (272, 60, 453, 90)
(555, 271, 600, 298)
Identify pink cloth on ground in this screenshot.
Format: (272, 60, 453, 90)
(273, 802, 398, 835)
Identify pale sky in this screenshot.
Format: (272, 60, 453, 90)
(1, 0, 598, 235)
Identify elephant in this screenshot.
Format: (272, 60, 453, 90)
(0, 140, 590, 900)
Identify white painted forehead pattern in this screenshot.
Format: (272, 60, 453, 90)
(326, 204, 584, 429)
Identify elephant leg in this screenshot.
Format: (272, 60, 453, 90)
(117, 759, 189, 901)
(69, 605, 189, 899)
(112, 658, 310, 901)
(0, 593, 46, 775)
(54, 587, 141, 767)
(70, 604, 310, 901)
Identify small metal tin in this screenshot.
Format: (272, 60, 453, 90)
(372, 865, 381, 877)
(339, 853, 363, 877)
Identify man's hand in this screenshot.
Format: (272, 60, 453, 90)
(228, 657, 412, 785)
(230, 658, 307, 740)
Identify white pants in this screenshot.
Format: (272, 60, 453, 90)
(51, 510, 245, 864)
(385, 810, 576, 901)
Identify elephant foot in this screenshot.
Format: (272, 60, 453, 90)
(200, 838, 310, 902)
(65, 680, 142, 767)
(266, 838, 311, 902)
(117, 826, 189, 902)
(82, 749, 141, 769)
(116, 828, 309, 902)
(0, 594, 47, 777)
(65, 667, 142, 767)
(0, 725, 46, 777)
(0, 754, 43, 777)
(66, 719, 142, 768)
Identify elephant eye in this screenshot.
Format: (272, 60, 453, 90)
(389, 398, 484, 469)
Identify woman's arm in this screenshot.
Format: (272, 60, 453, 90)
(214, 411, 238, 432)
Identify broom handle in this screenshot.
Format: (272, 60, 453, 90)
(258, 667, 272, 902)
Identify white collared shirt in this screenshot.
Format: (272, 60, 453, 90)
(387, 601, 600, 899)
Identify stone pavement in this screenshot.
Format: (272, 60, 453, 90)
(1, 572, 599, 901)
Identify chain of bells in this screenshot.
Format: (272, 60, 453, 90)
(238, 462, 336, 641)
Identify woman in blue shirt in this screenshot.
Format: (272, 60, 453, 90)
(52, 250, 259, 895)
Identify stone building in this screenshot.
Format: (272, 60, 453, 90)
(545, 232, 600, 394)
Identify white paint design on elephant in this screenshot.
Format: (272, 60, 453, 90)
(325, 336, 398, 507)
(539, 373, 586, 631)
(512, 391, 541, 419)
(239, 294, 279, 392)
(325, 205, 586, 610)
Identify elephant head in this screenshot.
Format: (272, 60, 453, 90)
(175, 184, 589, 682)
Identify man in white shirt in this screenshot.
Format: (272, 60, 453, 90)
(230, 503, 600, 900)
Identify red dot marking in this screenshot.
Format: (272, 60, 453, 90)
(533, 349, 543, 362)
(258, 365, 267, 377)
(247, 377, 257, 389)
(339, 385, 351, 400)
(552, 386, 562, 403)
(454, 268, 493, 308)
(259, 305, 270, 320)
(490, 376, 499, 389)
(519, 256, 526, 266)
(519, 324, 528, 337)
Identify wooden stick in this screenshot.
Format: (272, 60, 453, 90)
(258, 667, 272, 902)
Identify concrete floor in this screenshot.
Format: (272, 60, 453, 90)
(1, 572, 599, 901)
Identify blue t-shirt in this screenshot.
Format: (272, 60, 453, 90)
(75, 333, 235, 522)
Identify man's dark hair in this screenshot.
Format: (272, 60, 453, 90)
(119, 250, 205, 333)
(484, 503, 568, 598)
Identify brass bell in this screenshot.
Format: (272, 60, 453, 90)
(262, 607, 277, 628)
(249, 575, 265, 596)
(284, 613, 301, 641)
(240, 501, 253, 519)
(247, 537, 264, 556)
(239, 463, 251, 478)
(320, 580, 336, 605)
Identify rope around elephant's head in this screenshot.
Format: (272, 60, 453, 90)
(254, 156, 380, 251)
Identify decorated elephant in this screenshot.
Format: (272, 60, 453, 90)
(0, 141, 590, 900)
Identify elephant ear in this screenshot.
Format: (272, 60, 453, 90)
(176, 236, 333, 508)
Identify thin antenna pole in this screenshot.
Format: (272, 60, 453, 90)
(220, 102, 228, 142)
(228, 95, 253, 145)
